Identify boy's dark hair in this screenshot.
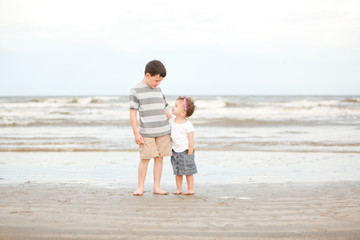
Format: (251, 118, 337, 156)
(178, 96, 196, 117)
(145, 60, 167, 77)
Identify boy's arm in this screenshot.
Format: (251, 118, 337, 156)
(187, 132, 194, 155)
(164, 109, 172, 120)
(130, 109, 144, 145)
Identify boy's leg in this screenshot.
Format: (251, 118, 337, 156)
(184, 175, 195, 195)
(153, 157, 168, 195)
(133, 159, 150, 196)
(174, 175, 183, 195)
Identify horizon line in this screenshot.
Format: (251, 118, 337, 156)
(1, 94, 359, 97)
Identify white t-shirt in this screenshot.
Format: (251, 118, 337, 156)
(169, 118, 194, 153)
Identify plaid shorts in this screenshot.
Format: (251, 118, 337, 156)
(171, 150, 197, 176)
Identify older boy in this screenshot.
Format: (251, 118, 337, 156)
(129, 60, 172, 196)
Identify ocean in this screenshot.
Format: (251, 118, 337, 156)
(1, 95, 360, 153)
(1, 95, 360, 184)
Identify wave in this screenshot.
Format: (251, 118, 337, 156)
(0, 148, 137, 152)
(1, 96, 128, 108)
(193, 118, 323, 127)
(212, 140, 360, 147)
(28, 96, 124, 104)
(342, 97, 360, 103)
(2, 117, 359, 128)
(2, 144, 359, 153)
(1, 96, 359, 127)
(1, 115, 359, 128)
(213, 98, 359, 109)
(49, 111, 71, 115)
(0, 120, 130, 127)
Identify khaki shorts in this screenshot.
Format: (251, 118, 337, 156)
(139, 134, 172, 159)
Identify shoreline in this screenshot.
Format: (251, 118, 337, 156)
(1, 181, 360, 239)
(1, 151, 359, 185)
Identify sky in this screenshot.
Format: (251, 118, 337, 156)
(0, 0, 359, 96)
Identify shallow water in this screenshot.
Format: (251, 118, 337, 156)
(1, 95, 359, 153)
(1, 151, 359, 185)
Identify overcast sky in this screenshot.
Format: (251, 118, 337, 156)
(0, 0, 359, 96)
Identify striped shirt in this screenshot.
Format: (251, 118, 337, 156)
(129, 83, 170, 138)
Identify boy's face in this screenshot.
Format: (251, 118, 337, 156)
(144, 73, 163, 88)
(171, 100, 186, 117)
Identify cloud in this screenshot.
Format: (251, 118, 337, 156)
(0, 0, 359, 53)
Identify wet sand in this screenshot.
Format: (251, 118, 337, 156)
(1, 181, 359, 240)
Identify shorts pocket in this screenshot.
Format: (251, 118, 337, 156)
(184, 150, 195, 170)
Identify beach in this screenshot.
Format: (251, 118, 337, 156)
(1, 180, 359, 240)
(1, 95, 360, 239)
(1, 151, 360, 239)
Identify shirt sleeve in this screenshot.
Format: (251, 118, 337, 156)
(186, 121, 194, 133)
(129, 89, 139, 110)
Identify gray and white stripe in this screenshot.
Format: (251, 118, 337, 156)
(129, 83, 170, 137)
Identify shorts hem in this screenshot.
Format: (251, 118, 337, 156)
(173, 170, 198, 176)
(140, 153, 172, 160)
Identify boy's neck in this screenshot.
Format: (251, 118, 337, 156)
(141, 79, 157, 89)
(141, 79, 149, 86)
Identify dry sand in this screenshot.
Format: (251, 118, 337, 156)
(1, 181, 359, 240)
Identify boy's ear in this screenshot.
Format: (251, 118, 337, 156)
(145, 73, 151, 78)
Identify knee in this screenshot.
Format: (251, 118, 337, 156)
(141, 159, 150, 165)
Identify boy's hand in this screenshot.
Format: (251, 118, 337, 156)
(135, 132, 145, 145)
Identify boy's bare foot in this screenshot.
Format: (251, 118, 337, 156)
(173, 190, 182, 195)
(133, 188, 144, 196)
(184, 191, 195, 195)
(153, 188, 169, 195)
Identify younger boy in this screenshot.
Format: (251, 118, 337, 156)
(129, 60, 172, 196)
